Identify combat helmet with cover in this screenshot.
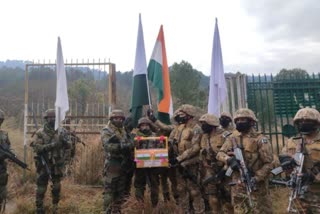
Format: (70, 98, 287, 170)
(233, 108, 258, 122)
(109, 109, 125, 120)
(179, 104, 197, 117)
(199, 113, 220, 126)
(293, 107, 320, 124)
(220, 112, 232, 120)
(43, 109, 55, 119)
(137, 117, 152, 128)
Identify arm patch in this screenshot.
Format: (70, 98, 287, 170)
(260, 137, 269, 144)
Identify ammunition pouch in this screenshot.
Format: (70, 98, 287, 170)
(0, 172, 8, 186)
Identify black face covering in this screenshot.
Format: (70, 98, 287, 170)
(112, 119, 124, 128)
(48, 120, 55, 129)
(220, 118, 231, 128)
(297, 122, 317, 134)
(141, 128, 151, 135)
(236, 122, 251, 132)
(201, 124, 214, 133)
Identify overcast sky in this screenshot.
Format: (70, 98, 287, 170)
(0, 0, 319, 75)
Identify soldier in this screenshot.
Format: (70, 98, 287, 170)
(0, 109, 10, 212)
(280, 107, 320, 213)
(101, 109, 134, 214)
(147, 109, 177, 202)
(219, 112, 234, 132)
(30, 109, 72, 214)
(216, 108, 273, 214)
(171, 104, 205, 214)
(134, 117, 162, 208)
(198, 113, 229, 213)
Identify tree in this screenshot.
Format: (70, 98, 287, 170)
(170, 61, 202, 107)
(275, 68, 308, 80)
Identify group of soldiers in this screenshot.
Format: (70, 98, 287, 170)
(0, 104, 319, 213)
(101, 105, 320, 214)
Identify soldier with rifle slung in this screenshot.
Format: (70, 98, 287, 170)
(274, 107, 320, 213)
(216, 108, 273, 214)
(0, 109, 28, 212)
(30, 109, 72, 214)
(169, 104, 205, 214)
(101, 109, 134, 214)
(198, 113, 230, 214)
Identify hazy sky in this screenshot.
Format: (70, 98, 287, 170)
(0, 0, 319, 75)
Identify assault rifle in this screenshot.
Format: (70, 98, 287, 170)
(0, 144, 29, 170)
(202, 168, 226, 186)
(270, 137, 306, 213)
(225, 137, 256, 207)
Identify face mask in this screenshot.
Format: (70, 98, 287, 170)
(48, 120, 55, 128)
(141, 128, 151, 135)
(201, 124, 214, 133)
(298, 123, 317, 134)
(112, 118, 124, 128)
(236, 122, 251, 132)
(220, 118, 231, 128)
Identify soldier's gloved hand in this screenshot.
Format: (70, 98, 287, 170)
(201, 149, 207, 156)
(147, 109, 157, 123)
(227, 157, 240, 171)
(301, 172, 315, 185)
(169, 157, 179, 166)
(279, 155, 296, 171)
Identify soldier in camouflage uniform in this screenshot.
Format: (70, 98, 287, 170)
(216, 108, 273, 214)
(0, 109, 10, 212)
(134, 117, 163, 207)
(171, 104, 205, 214)
(147, 109, 178, 202)
(101, 109, 134, 214)
(219, 112, 234, 132)
(30, 109, 72, 214)
(198, 113, 231, 213)
(280, 107, 320, 213)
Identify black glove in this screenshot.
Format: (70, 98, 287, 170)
(301, 172, 315, 185)
(227, 156, 240, 171)
(169, 157, 179, 166)
(147, 109, 157, 122)
(279, 155, 296, 171)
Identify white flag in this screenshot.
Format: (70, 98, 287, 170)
(55, 37, 69, 130)
(208, 18, 227, 116)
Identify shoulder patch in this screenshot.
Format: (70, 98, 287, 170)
(223, 131, 232, 138)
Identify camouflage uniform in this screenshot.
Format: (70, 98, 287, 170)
(281, 107, 320, 213)
(0, 109, 10, 212)
(173, 105, 205, 214)
(216, 108, 273, 214)
(30, 109, 72, 214)
(134, 117, 163, 207)
(149, 110, 178, 202)
(101, 110, 134, 213)
(198, 113, 230, 214)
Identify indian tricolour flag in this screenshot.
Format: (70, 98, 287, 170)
(130, 14, 150, 127)
(148, 25, 173, 124)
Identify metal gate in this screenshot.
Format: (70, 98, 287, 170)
(247, 73, 320, 154)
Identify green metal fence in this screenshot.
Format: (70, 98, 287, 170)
(247, 73, 320, 154)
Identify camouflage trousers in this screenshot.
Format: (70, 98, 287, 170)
(231, 180, 272, 214)
(176, 169, 205, 214)
(294, 184, 320, 213)
(160, 167, 178, 202)
(134, 168, 161, 207)
(0, 171, 8, 212)
(104, 170, 133, 214)
(36, 172, 62, 214)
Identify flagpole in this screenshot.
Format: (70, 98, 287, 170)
(145, 74, 152, 108)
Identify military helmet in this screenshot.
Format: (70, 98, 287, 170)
(109, 109, 125, 119)
(293, 107, 320, 124)
(220, 112, 232, 120)
(233, 108, 258, 122)
(0, 109, 4, 120)
(199, 113, 220, 126)
(179, 104, 196, 117)
(138, 117, 152, 127)
(43, 109, 55, 118)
